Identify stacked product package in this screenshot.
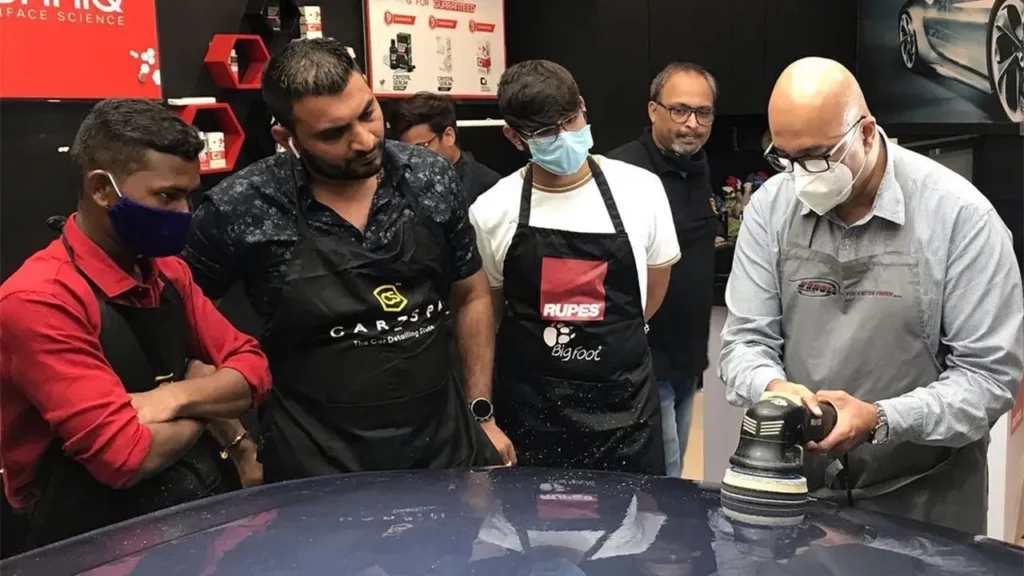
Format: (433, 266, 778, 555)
(299, 6, 323, 39)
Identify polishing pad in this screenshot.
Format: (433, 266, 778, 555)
(720, 467, 808, 522)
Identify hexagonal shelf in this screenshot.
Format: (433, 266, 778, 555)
(205, 34, 270, 90)
(175, 103, 245, 174)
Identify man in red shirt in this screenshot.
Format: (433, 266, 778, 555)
(0, 99, 272, 554)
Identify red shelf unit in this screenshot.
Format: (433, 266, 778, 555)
(175, 103, 245, 175)
(204, 34, 271, 90)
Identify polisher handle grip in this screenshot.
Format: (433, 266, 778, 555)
(802, 401, 837, 443)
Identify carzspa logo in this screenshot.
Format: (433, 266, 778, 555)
(0, 0, 125, 26)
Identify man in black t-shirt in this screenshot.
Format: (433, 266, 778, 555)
(607, 62, 719, 478)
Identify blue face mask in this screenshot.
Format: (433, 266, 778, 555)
(527, 124, 594, 176)
(104, 172, 192, 257)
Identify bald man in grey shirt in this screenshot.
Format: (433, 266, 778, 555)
(719, 57, 1023, 535)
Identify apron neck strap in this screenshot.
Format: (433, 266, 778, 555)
(518, 157, 625, 235)
(290, 159, 421, 240)
(786, 209, 820, 249)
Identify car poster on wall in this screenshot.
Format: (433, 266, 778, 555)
(857, 0, 1023, 124)
(363, 0, 506, 99)
(0, 0, 162, 100)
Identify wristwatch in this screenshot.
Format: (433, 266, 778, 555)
(870, 402, 890, 445)
(470, 397, 494, 422)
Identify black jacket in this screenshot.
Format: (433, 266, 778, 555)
(454, 151, 502, 206)
(607, 128, 717, 383)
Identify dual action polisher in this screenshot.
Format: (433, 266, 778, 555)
(720, 392, 838, 525)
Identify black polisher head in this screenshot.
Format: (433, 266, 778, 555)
(720, 393, 838, 523)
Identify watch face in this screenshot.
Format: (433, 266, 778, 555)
(471, 398, 493, 420)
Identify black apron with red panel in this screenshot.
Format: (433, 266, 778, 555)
(15, 233, 239, 553)
(256, 165, 500, 482)
(494, 158, 664, 475)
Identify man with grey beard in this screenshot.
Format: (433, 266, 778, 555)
(608, 62, 718, 478)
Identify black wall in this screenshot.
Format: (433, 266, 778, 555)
(1, 0, 1020, 293)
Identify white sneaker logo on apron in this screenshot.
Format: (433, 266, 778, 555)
(542, 322, 603, 363)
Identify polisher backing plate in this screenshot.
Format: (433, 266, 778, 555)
(720, 467, 809, 520)
(722, 468, 808, 495)
(721, 506, 805, 528)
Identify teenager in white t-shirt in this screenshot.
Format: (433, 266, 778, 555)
(471, 156, 680, 309)
(469, 60, 681, 475)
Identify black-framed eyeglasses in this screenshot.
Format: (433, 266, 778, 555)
(413, 134, 439, 148)
(520, 108, 587, 142)
(654, 102, 715, 126)
(764, 116, 866, 174)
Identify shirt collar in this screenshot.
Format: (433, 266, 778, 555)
(63, 213, 159, 298)
(640, 128, 675, 175)
(799, 126, 905, 226)
(639, 127, 709, 177)
(290, 140, 412, 206)
(453, 150, 472, 177)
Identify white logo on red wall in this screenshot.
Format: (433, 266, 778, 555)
(540, 257, 607, 322)
(2, 0, 125, 24)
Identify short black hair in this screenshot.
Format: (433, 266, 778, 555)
(263, 38, 361, 130)
(387, 92, 458, 141)
(497, 60, 580, 134)
(70, 98, 205, 179)
(649, 62, 719, 103)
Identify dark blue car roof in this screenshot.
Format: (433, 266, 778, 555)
(3, 467, 1022, 575)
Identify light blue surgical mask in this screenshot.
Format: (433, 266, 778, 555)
(527, 124, 594, 176)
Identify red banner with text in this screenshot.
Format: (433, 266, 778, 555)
(0, 0, 162, 100)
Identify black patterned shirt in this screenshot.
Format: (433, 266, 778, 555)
(184, 140, 481, 321)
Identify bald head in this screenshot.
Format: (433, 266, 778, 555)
(768, 58, 870, 157)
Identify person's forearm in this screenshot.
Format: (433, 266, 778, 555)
(165, 368, 253, 420)
(644, 268, 671, 320)
(207, 418, 258, 460)
(877, 369, 1016, 447)
(126, 419, 205, 486)
(456, 292, 495, 401)
(718, 312, 787, 407)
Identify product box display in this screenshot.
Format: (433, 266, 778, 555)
(364, 0, 506, 99)
(197, 131, 211, 173)
(229, 49, 239, 83)
(299, 6, 323, 39)
(205, 132, 227, 171)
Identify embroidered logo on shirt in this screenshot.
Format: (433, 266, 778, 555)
(373, 284, 409, 312)
(793, 277, 840, 298)
(539, 257, 607, 322)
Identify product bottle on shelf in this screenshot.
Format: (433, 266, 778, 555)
(229, 49, 239, 83)
(389, 39, 398, 70)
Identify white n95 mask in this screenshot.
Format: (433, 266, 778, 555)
(792, 139, 867, 216)
(792, 163, 856, 216)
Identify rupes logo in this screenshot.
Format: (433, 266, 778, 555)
(794, 278, 840, 298)
(373, 284, 408, 312)
(539, 257, 608, 322)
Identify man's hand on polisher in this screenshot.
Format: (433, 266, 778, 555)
(808, 390, 878, 453)
(766, 379, 823, 417)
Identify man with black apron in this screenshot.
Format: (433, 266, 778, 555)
(184, 39, 505, 480)
(719, 58, 1023, 534)
(256, 160, 501, 479)
(470, 61, 681, 475)
(0, 99, 271, 555)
